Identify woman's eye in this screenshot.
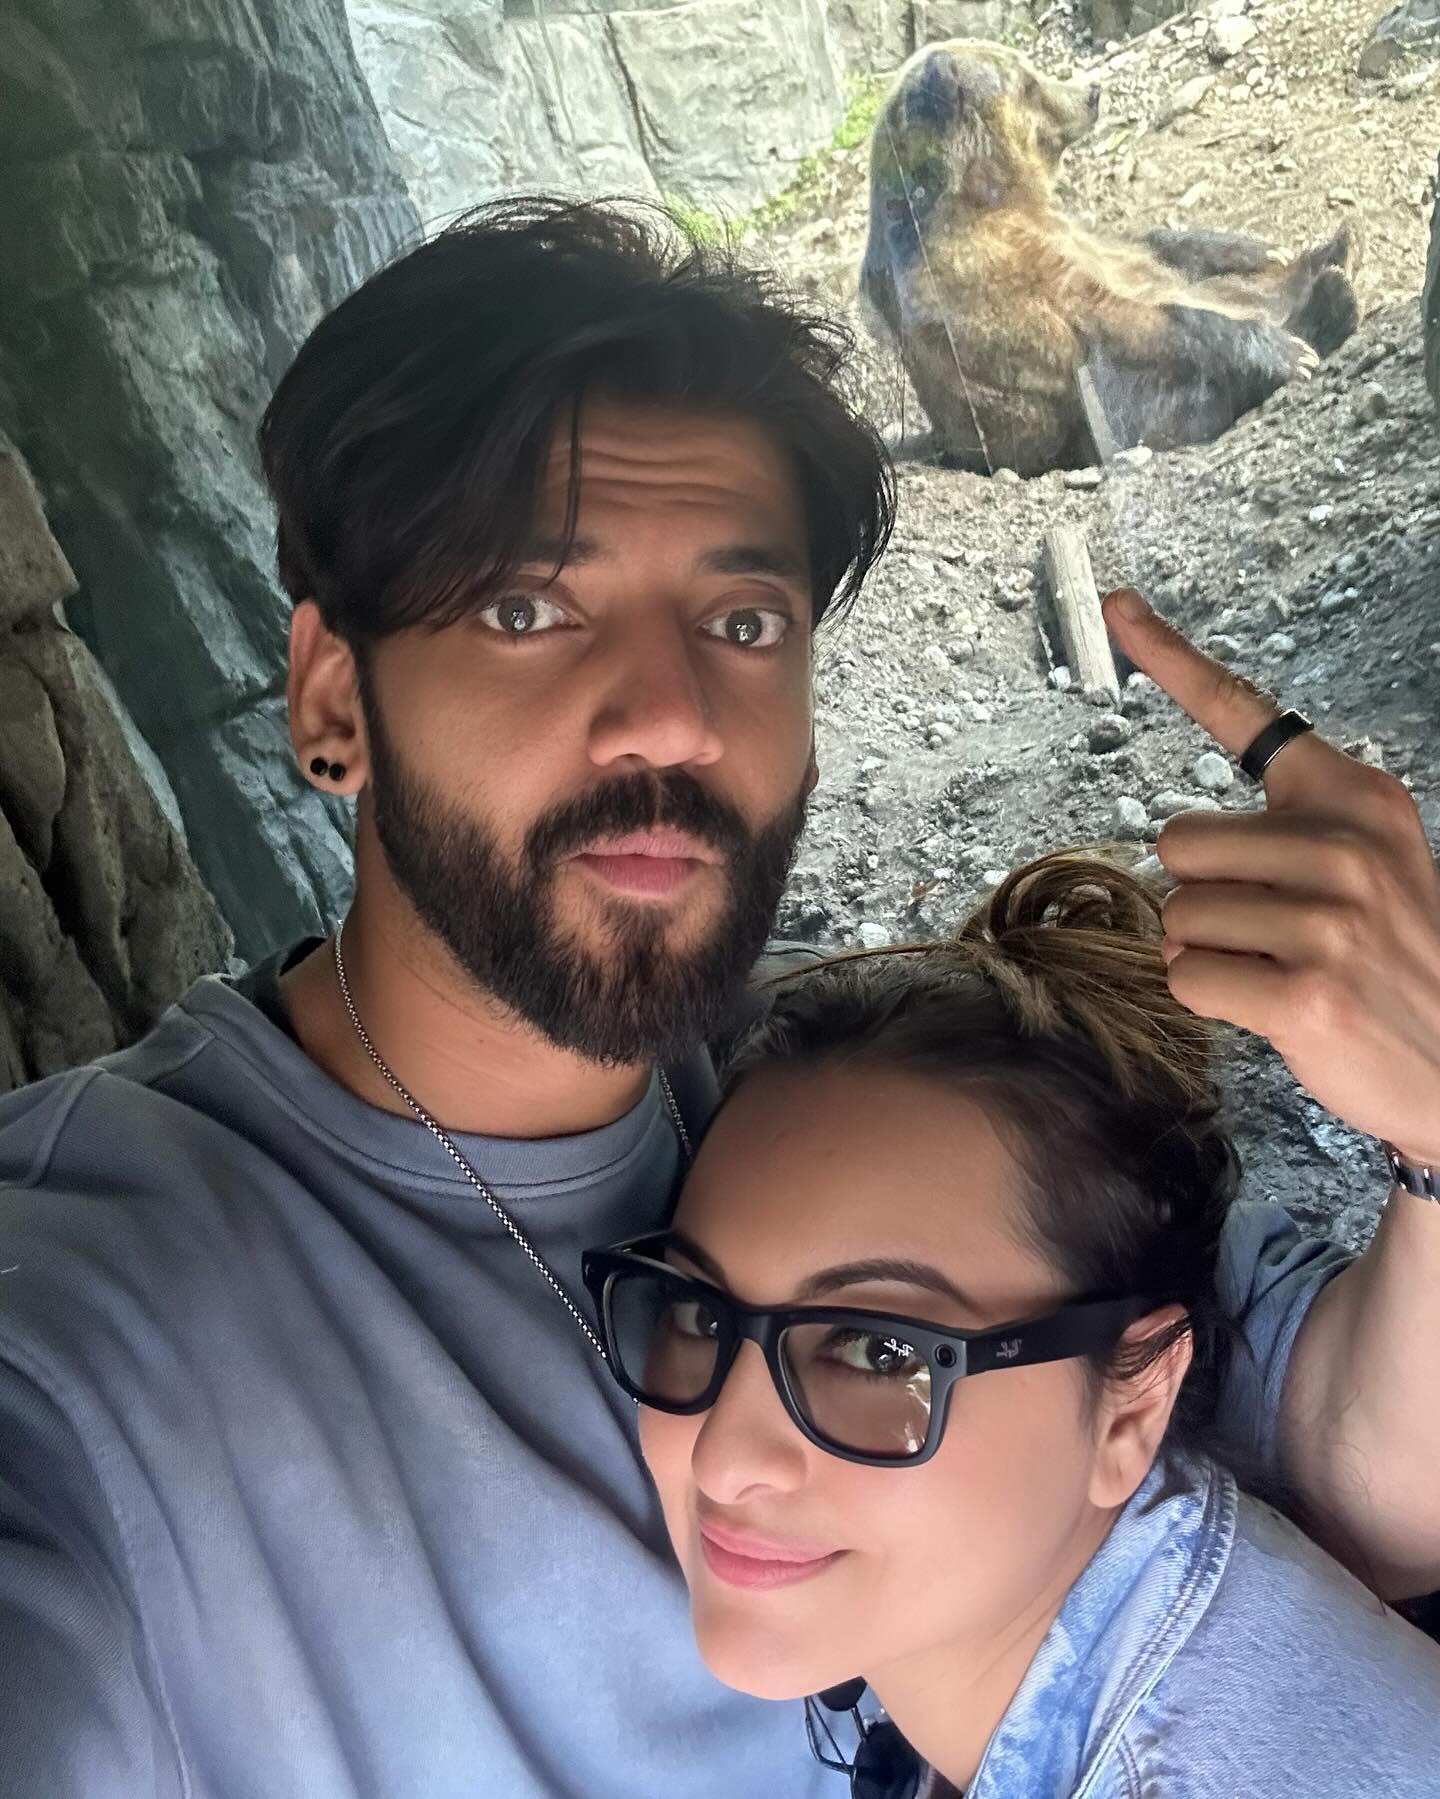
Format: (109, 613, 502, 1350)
(477, 594, 569, 637)
(702, 607, 789, 649)
(826, 1328, 921, 1380)
(669, 1300, 720, 1341)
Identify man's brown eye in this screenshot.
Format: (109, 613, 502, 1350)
(478, 594, 568, 636)
(703, 607, 787, 649)
(499, 598, 537, 634)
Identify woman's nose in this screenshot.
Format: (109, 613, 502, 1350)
(688, 1342, 810, 1505)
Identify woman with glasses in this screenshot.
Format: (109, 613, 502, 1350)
(583, 852, 1440, 1798)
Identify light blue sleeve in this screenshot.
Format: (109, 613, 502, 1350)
(1214, 1201, 1354, 1476)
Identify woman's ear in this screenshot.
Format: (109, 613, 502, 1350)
(288, 600, 368, 795)
(1088, 1306, 1193, 1510)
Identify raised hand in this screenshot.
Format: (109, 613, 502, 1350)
(1102, 586, 1440, 1166)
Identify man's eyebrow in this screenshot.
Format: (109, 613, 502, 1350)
(516, 540, 806, 582)
(698, 544, 809, 581)
(519, 534, 605, 568)
(665, 1234, 979, 1316)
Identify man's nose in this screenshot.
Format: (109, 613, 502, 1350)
(689, 1342, 809, 1506)
(586, 618, 724, 772)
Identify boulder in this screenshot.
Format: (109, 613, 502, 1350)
(0, 1, 419, 963)
(826, 0, 914, 68)
(609, 0, 845, 215)
(913, 0, 1038, 42)
(1357, 0, 1440, 77)
(1085, 0, 1186, 43)
(1426, 154, 1440, 413)
(348, 1, 658, 229)
(0, 433, 231, 1094)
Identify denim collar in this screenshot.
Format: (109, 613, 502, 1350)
(962, 1454, 1236, 1798)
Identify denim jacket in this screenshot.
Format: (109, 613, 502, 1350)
(941, 1454, 1440, 1798)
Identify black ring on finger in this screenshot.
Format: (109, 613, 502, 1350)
(1239, 709, 1314, 784)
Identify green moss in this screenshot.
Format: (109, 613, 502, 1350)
(738, 73, 888, 237)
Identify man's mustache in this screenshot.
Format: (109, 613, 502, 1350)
(525, 773, 750, 869)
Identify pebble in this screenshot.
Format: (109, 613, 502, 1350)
(1149, 790, 1222, 820)
(1083, 683, 1118, 708)
(1208, 16, 1258, 59)
(1308, 504, 1335, 525)
(1088, 713, 1133, 753)
(946, 637, 977, 662)
(856, 923, 891, 950)
(1112, 445, 1154, 472)
(1318, 590, 1352, 616)
(1113, 796, 1150, 839)
(993, 468, 1022, 485)
(968, 702, 994, 725)
(927, 722, 957, 747)
(1159, 73, 1215, 124)
(1261, 631, 1297, 658)
(1204, 634, 1243, 663)
(922, 644, 950, 673)
(1064, 467, 1104, 491)
(962, 845, 998, 869)
(1132, 853, 1167, 887)
(1049, 665, 1074, 692)
(1193, 750, 1235, 794)
(1353, 382, 1390, 423)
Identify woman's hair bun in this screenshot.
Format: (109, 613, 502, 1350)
(949, 850, 1214, 1101)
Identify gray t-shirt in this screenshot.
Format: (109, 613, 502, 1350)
(0, 965, 1352, 1798)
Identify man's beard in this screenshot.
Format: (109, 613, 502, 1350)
(363, 701, 807, 1066)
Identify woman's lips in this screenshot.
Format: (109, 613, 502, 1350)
(569, 830, 719, 899)
(697, 1520, 845, 1590)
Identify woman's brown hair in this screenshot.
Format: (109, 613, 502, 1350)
(728, 849, 1244, 1457)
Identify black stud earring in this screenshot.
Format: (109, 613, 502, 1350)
(309, 756, 328, 777)
(327, 761, 347, 783)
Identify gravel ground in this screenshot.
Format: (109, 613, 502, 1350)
(755, 0, 1440, 1248)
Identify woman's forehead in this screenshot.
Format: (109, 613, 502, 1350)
(676, 1062, 1045, 1292)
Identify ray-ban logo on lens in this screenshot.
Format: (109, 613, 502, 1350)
(996, 1338, 1022, 1361)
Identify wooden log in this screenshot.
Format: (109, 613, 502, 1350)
(1043, 526, 1119, 701)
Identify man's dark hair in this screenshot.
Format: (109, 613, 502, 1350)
(258, 196, 894, 642)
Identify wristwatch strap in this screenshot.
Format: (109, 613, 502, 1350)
(1385, 1144, 1440, 1201)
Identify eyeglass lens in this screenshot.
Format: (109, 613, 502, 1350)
(608, 1270, 934, 1459)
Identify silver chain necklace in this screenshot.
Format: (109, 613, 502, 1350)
(332, 922, 693, 1362)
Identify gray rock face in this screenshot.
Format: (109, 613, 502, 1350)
(0, 0, 418, 962)
(913, 0, 1036, 39)
(1426, 156, 1440, 414)
(1086, 0, 1186, 43)
(1357, 0, 1440, 77)
(349, 0, 659, 229)
(351, 0, 859, 223)
(0, 434, 232, 1094)
(610, 0, 845, 216)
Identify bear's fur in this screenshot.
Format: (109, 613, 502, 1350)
(861, 40, 1361, 474)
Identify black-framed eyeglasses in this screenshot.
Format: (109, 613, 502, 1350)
(580, 1234, 1153, 1469)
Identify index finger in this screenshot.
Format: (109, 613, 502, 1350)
(1100, 587, 1332, 803)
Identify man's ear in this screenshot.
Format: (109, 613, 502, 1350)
(1087, 1307, 1193, 1510)
(288, 600, 368, 795)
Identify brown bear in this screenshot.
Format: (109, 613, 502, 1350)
(860, 39, 1361, 475)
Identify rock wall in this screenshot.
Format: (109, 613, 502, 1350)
(347, 0, 1057, 229)
(1087, 0, 1186, 44)
(1427, 162, 1440, 413)
(0, 433, 232, 1094)
(0, 0, 420, 964)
